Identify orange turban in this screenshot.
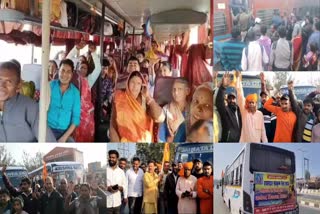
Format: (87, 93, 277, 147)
(245, 93, 258, 109)
(183, 162, 193, 170)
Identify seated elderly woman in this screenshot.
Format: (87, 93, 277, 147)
(110, 71, 165, 142)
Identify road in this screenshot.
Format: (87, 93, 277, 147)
(214, 185, 320, 214)
(214, 184, 230, 214)
(298, 193, 320, 201)
(299, 204, 320, 214)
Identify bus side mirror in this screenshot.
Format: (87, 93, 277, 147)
(253, 183, 255, 192)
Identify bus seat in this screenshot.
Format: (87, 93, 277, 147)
(153, 76, 176, 107)
(22, 64, 42, 90)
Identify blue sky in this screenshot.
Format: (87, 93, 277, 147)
(214, 144, 320, 179)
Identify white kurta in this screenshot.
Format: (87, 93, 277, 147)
(175, 175, 197, 214)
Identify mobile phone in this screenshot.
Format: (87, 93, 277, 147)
(112, 184, 119, 190)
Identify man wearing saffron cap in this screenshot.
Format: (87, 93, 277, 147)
(233, 71, 268, 142)
(176, 162, 197, 214)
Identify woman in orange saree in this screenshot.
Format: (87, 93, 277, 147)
(110, 71, 164, 142)
(292, 33, 303, 71)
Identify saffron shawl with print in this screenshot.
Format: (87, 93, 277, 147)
(114, 72, 153, 142)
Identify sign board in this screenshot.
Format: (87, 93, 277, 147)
(217, 3, 226, 9)
(254, 172, 296, 213)
(6, 170, 28, 177)
(52, 164, 83, 172)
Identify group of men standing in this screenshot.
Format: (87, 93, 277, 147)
(106, 150, 213, 214)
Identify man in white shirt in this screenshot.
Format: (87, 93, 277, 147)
(241, 30, 269, 71)
(126, 157, 144, 214)
(106, 150, 127, 214)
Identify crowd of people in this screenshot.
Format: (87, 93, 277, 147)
(214, 71, 320, 143)
(0, 36, 213, 143)
(0, 165, 107, 214)
(106, 149, 213, 214)
(217, 8, 320, 71)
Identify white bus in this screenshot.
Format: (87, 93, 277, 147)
(222, 144, 298, 214)
(28, 161, 84, 186)
(0, 166, 28, 189)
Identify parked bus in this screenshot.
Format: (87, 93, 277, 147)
(174, 143, 213, 164)
(280, 85, 317, 101)
(223, 143, 298, 214)
(0, 166, 28, 189)
(28, 161, 85, 186)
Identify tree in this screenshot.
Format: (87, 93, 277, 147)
(22, 151, 44, 171)
(136, 143, 176, 164)
(0, 145, 16, 166)
(272, 72, 295, 94)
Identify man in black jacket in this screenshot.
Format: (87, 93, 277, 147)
(1, 165, 39, 214)
(216, 72, 242, 142)
(39, 176, 64, 214)
(288, 81, 315, 142)
(164, 163, 179, 214)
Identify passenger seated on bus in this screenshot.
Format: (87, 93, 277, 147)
(1, 165, 39, 214)
(110, 71, 165, 142)
(185, 43, 213, 92)
(67, 41, 102, 89)
(47, 59, 81, 142)
(48, 60, 58, 81)
(101, 58, 118, 120)
(188, 82, 213, 142)
(158, 78, 190, 142)
(72, 61, 95, 142)
(159, 61, 173, 77)
(116, 56, 140, 90)
(136, 51, 145, 64)
(145, 40, 167, 63)
(0, 61, 56, 142)
(311, 109, 320, 142)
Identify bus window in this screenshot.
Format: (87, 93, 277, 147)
(0, 167, 28, 189)
(250, 145, 295, 174)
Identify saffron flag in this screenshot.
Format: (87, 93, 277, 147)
(161, 143, 170, 171)
(42, 161, 47, 183)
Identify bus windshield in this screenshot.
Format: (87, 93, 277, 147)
(175, 143, 213, 164)
(280, 86, 316, 101)
(250, 144, 295, 174)
(0, 168, 28, 189)
(51, 163, 84, 184)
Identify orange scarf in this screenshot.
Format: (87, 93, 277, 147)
(114, 72, 153, 142)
